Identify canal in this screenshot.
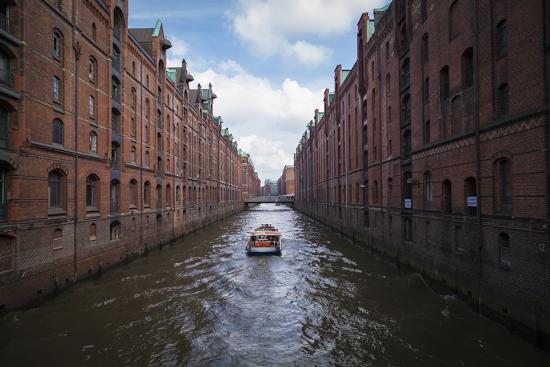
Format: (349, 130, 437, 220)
(1, 204, 549, 366)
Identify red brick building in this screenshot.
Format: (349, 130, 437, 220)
(295, 63, 363, 227)
(277, 165, 295, 196)
(296, 0, 550, 345)
(240, 152, 260, 200)
(0, 0, 258, 309)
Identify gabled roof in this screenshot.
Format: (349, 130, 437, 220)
(129, 28, 154, 57)
(153, 18, 162, 37)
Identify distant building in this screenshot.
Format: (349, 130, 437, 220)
(277, 165, 295, 195)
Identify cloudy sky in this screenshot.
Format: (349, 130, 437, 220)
(129, 0, 385, 182)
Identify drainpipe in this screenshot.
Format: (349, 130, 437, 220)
(71, 0, 80, 281)
(139, 62, 143, 252)
(473, 0, 483, 311)
(542, 0, 550, 343)
(376, 36, 384, 250)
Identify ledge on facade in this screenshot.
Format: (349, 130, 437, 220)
(0, 84, 20, 100)
(0, 29, 21, 46)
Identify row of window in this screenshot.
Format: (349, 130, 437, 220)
(48, 170, 231, 214)
(369, 157, 511, 214)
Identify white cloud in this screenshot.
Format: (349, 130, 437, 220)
(192, 60, 324, 180)
(166, 35, 189, 68)
(231, 0, 381, 65)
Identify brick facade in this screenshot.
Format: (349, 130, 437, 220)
(295, 0, 550, 347)
(0, 0, 258, 310)
(277, 165, 295, 195)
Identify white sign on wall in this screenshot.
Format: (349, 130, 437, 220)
(467, 196, 477, 207)
(404, 198, 412, 209)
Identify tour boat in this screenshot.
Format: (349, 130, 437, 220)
(246, 224, 282, 255)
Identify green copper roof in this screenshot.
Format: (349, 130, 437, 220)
(341, 69, 351, 84)
(166, 69, 176, 83)
(367, 19, 375, 40)
(153, 19, 162, 37)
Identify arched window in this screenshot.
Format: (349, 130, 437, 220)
(145, 124, 150, 143)
(89, 223, 97, 241)
(424, 171, 432, 207)
(92, 23, 97, 42)
(48, 170, 65, 211)
(53, 76, 61, 102)
(132, 61, 136, 75)
(176, 186, 181, 204)
(166, 184, 171, 207)
(110, 180, 120, 214)
(88, 57, 96, 82)
(129, 179, 137, 207)
(86, 174, 99, 209)
(495, 158, 512, 212)
(113, 8, 123, 41)
(442, 179, 452, 213)
(131, 117, 136, 137)
(421, 34, 429, 64)
(53, 30, 62, 60)
(372, 180, 378, 203)
(0, 48, 10, 86)
(145, 99, 150, 119)
(496, 19, 508, 58)
(464, 177, 477, 215)
(144, 181, 151, 207)
(497, 83, 509, 117)
(130, 145, 136, 162)
(156, 214, 162, 230)
(52, 119, 64, 145)
(146, 74, 149, 89)
(145, 150, 150, 166)
(462, 48, 474, 89)
(449, 1, 459, 40)
(440, 66, 450, 101)
(110, 221, 121, 241)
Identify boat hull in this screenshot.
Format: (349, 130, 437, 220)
(246, 246, 281, 255)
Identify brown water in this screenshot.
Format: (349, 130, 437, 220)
(1, 204, 549, 366)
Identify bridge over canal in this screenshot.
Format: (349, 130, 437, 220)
(244, 195, 294, 209)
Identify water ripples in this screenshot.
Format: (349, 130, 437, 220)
(1, 204, 549, 366)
